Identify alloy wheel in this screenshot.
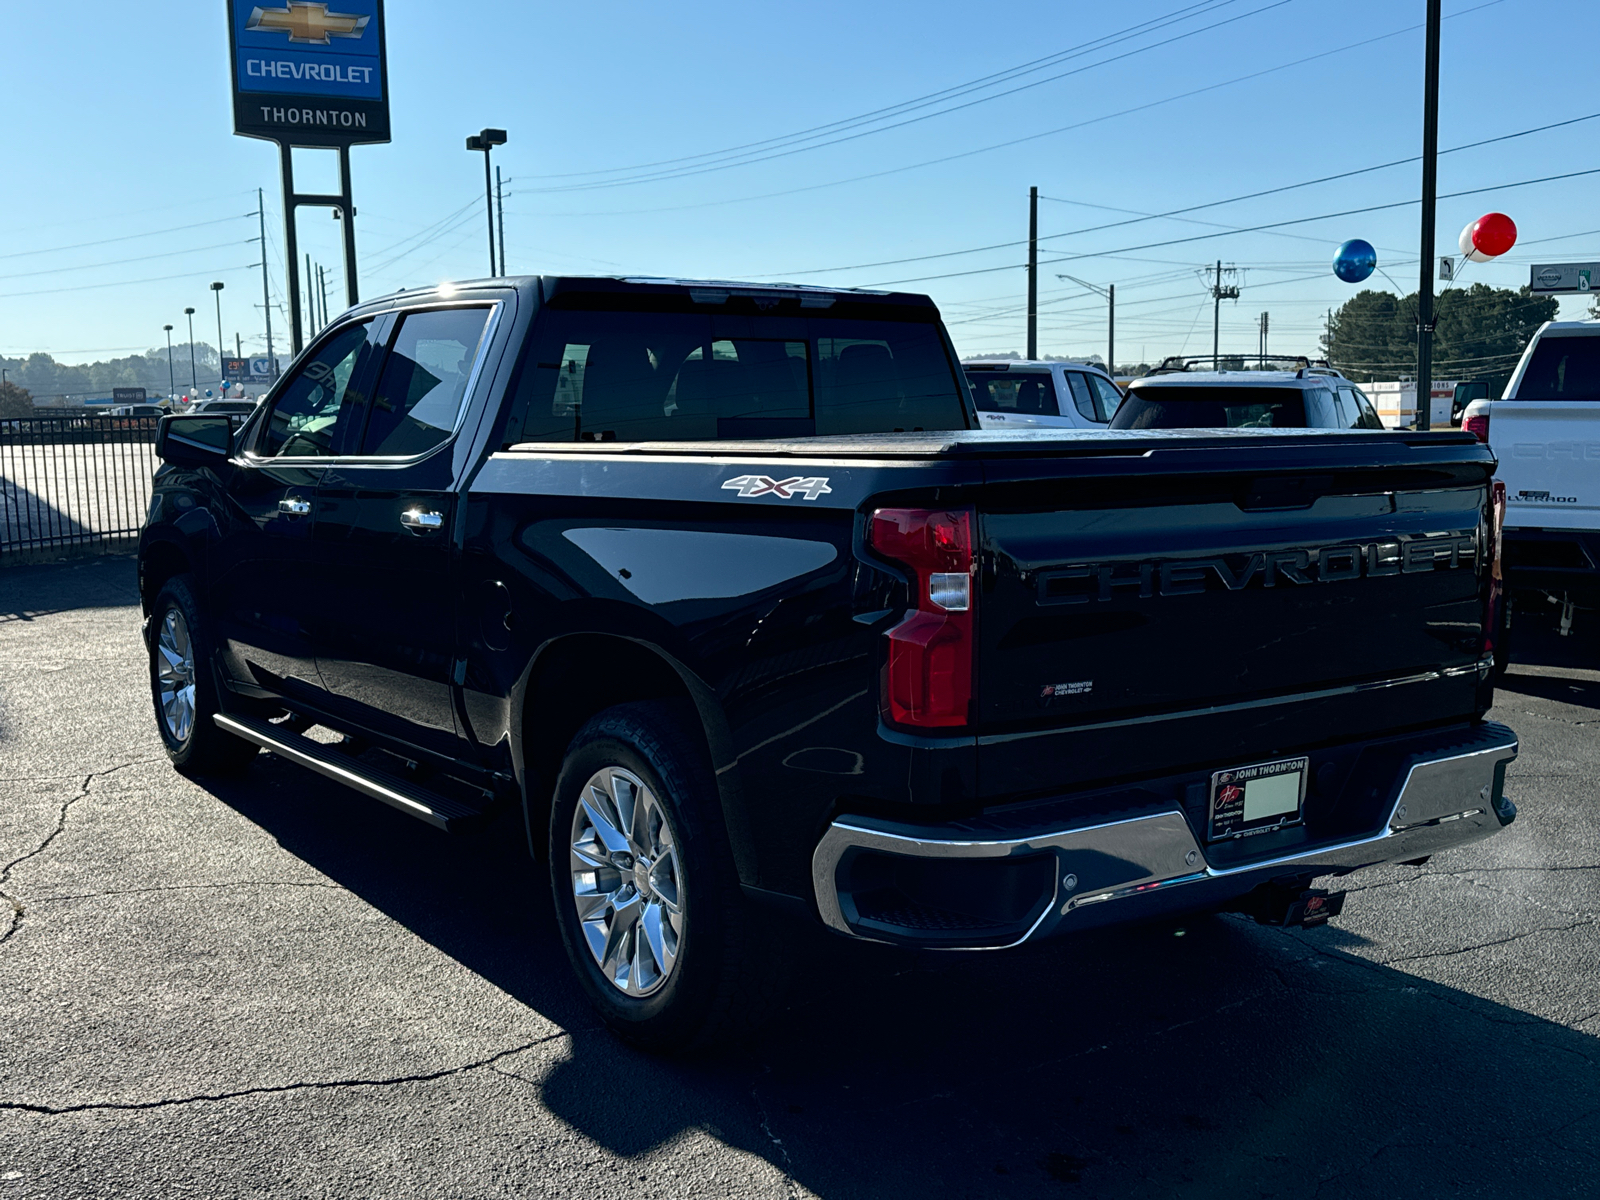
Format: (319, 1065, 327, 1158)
(155, 607, 197, 744)
(569, 766, 684, 997)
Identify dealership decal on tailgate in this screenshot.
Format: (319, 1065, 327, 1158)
(1208, 756, 1308, 841)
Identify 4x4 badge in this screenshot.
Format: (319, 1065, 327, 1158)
(721, 475, 832, 500)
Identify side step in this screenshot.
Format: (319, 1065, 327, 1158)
(215, 713, 488, 832)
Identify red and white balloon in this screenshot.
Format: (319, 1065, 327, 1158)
(1458, 212, 1517, 264)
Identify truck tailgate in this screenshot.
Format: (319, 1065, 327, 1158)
(1491, 400, 1600, 530)
(972, 434, 1494, 799)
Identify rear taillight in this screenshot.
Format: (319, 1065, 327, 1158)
(1465, 413, 1490, 442)
(870, 508, 975, 728)
(1484, 480, 1506, 656)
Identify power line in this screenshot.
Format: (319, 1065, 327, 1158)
(529, 1, 1248, 182)
(0, 214, 254, 263)
(0, 263, 260, 301)
(0, 240, 257, 283)
(512, 0, 1508, 219)
(764, 107, 1597, 281)
(524, 1, 1290, 192)
(863, 166, 1600, 288)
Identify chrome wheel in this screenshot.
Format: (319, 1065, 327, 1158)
(155, 606, 197, 744)
(569, 766, 684, 997)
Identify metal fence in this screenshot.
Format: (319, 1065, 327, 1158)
(0, 415, 160, 561)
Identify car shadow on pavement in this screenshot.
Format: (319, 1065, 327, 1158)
(196, 752, 1600, 1198)
(0, 553, 138, 622)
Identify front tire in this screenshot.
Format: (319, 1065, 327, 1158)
(549, 701, 783, 1053)
(148, 574, 258, 775)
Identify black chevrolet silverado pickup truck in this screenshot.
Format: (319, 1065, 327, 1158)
(140, 275, 1519, 1050)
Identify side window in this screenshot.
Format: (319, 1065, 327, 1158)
(1303, 387, 1341, 428)
(1088, 375, 1122, 422)
(1064, 373, 1098, 422)
(1345, 386, 1384, 429)
(258, 321, 376, 458)
(359, 306, 493, 456)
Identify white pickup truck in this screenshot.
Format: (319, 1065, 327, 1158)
(1462, 319, 1600, 640)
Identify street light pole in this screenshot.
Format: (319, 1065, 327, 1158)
(466, 128, 507, 277)
(1415, 0, 1442, 431)
(163, 325, 175, 401)
(1056, 274, 1115, 373)
(211, 282, 226, 392)
(184, 307, 198, 395)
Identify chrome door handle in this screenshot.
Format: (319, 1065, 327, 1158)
(400, 508, 444, 532)
(278, 497, 312, 516)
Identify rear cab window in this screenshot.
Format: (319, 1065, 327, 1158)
(968, 369, 1058, 417)
(1517, 335, 1600, 399)
(1109, 386, 1308, 429)
(511, 296, 970, 442)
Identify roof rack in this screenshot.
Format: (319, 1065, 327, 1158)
(1147, 353, 1330, 376)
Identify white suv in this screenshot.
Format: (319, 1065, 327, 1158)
(963, 360, 1121, 431)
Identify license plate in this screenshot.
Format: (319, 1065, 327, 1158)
(1208, 756, 1308, 841)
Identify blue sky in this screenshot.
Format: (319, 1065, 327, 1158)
(2, 0, 1595, 369)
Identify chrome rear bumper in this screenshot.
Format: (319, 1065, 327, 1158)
(811, 723, 1518, 948)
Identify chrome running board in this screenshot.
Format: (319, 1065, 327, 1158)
(215, 713, 487, 832)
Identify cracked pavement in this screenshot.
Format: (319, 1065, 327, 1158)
(1, 555, 1597, 1197)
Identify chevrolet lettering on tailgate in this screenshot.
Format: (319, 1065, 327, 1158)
(1037, 532, 1479, 604)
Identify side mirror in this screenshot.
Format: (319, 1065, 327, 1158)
(156, 413, 233, 467)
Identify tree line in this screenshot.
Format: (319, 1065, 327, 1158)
(1323, 282, 1559, 397)
(0, 344, 229, 408)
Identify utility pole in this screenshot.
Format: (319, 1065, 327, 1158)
(1026, 186, 1038, 359)
(1259, 311, 1269, 360)
(1415, 0, 1442, 431)
(305, 252, 316, 337)
(236, 333, 243, 362)
(184, 307, 198, 393)
(319, 264, 330, 329)
(258, 189, 275, 381)
(496, 165, 507, 276)
(1211, 261, 1240, 368)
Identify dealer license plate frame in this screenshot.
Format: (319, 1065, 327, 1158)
(1207, 755, 1309, 842)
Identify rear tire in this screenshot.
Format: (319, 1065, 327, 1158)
(548, 701, 786, 1054)
(148, 574, 258, 776)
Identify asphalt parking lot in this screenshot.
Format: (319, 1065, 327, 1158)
(2, 554, 1596, 1199)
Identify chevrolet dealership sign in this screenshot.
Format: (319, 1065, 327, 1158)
(228, 1, 389, 145)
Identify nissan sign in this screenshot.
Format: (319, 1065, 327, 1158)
(1530, 262, 1599, 294)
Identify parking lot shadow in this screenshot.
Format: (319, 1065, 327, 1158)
(199, 752, 1600, 1198)
(0, 552, 138, 622)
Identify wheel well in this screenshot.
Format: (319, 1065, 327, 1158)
(518, 634, 708, 853)
(140, 540, 191, 615)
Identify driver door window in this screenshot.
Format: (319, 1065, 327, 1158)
(257, 321, 378, 458)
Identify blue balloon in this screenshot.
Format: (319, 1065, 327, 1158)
(1333, 239, 1377, 283)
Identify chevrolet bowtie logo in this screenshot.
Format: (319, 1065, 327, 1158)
(247, 3, 369, 45)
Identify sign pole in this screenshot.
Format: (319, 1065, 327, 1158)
(278, 141, 304, 356)
(339, 143, 359, 305)
(229, 0, 387, 354)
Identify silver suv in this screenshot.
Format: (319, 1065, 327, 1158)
(1110, 356, 1384, 431)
